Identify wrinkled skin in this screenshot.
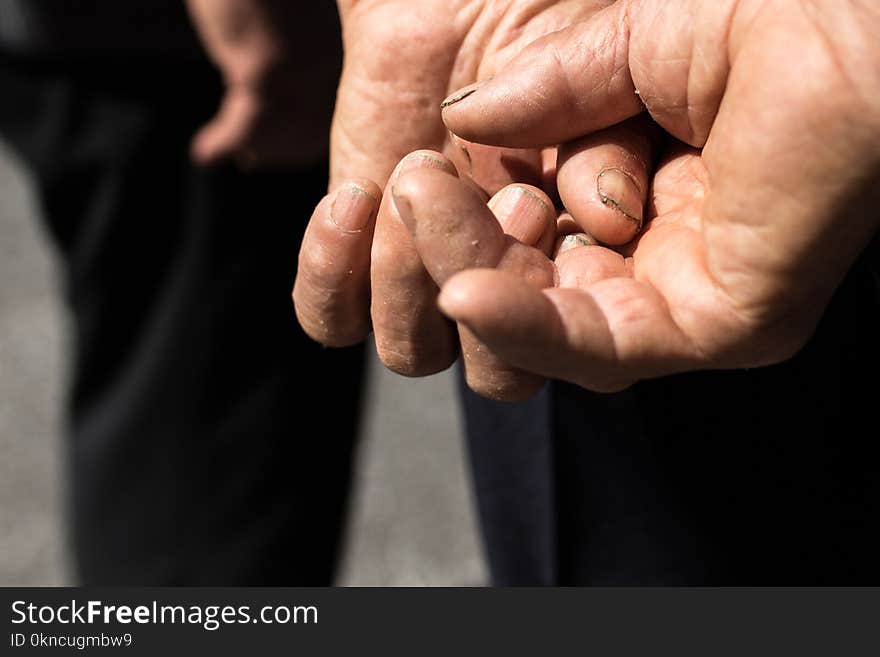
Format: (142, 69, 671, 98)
(330, 0, 619, 190)
(296, 0, 880, 399)
(297, 0, 657, 392)
(436, 0, 880, 393)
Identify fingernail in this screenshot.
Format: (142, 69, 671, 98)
(596, 168, 643, 225)
(394, 151, 456, 182)
(441, 81, 484, 109)
(554, 232, 598, 257)
(330, 184, 378, 232)
(489, 186, 551, 246)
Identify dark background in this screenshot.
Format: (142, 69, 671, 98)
(0, 140, 486, 586)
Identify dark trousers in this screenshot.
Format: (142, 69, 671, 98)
(0, 52, 364, 584)
(463, 242, 880, 585)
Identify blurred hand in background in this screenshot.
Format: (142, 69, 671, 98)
(187, 0, 342, 169)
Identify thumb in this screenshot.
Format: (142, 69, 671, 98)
(441, 0, 642, 149)
(438, 269, 702, 394)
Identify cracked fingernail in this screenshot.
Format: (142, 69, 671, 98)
(597, 168, 643, 225)
(441, 81, 484, 109)
(331, 183, 378, 232)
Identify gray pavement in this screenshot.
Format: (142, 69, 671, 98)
(0, 141, 486, 586)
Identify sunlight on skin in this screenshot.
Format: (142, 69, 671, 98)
(295, 0, 880, 399)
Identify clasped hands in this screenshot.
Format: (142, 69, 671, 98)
(294, 0, 880, 401)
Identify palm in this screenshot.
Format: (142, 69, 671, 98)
(546, 140, 804, 392)
(593, 147, 743, 376)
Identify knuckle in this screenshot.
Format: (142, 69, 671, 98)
(348, 5, 459, 58)
(375, 339, 450, 378)
(373, 309, 458, 377)
(293, 292, 367, 349)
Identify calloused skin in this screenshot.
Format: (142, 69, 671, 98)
(295, 0, 880, 400)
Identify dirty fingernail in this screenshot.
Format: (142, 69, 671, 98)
(441, 81, 484, 109)
(489, 185, 551, 246)
(554, 232, 598, 257)
(597, 168, 643, 225)
(394, 151, 457, 182)
(330, 183, 378, 232)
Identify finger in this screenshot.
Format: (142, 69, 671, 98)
(441, 1, 641, 149)
(554, 244, 630, 288)
(555, 211, 586, 238)
(393, 169, 554, 401)
(293, 179, 381, 347)
(391, 171, 556, 292)
(557, 116, 658, 246)
(541, 147, 561, 208)
(392, 174, 556, 281)
(438, 269, 704, 394)
(370, 150, 459, 376)
(488, 184, 557, 256)
(391, 168, 505, 281)
(191, 87, 257, 165)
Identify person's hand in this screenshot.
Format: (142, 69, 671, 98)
(429, 0, 880, 392)
(295, 150, 560, 399)
(298, 0, 880, 399)
(186, 0, 342, 169)
(329, 0, 618, 190)
(294, 109, 659, 399)
(296, 0, 662, 379)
